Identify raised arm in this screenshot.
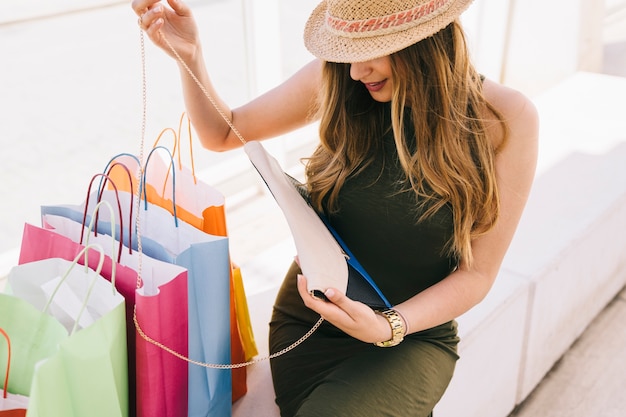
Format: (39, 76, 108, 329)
(132, 0, 322, 151)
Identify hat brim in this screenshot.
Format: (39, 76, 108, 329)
(304, 0, 474, 63)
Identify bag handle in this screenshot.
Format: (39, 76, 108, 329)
(176, 112, 197, 183)
(143, 145, 179, 227)
(0, 328, 11, 400)
(0, 327, 26, 416)
(104, 163, 136, 261)
(99, 153, 142, 202)
(80, 174, 128, 263)
(151, 127, 178, 198)
(102, 148, 179, 227)
(152, 113, 198, 188)
(42, 243, 110, 335)
(82, 200, 128, 289)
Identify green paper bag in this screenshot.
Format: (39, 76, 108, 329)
(0, 295, 67, 396)
(26, 299, 127, 417)
(2, 243, 128, 417)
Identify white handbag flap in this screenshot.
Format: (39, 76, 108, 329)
(244, 141, 348, 295)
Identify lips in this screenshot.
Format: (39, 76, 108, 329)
(364, 80, 387, 92)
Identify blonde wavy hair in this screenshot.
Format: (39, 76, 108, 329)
(305, 21, 507, 267)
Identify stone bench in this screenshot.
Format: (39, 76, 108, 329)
(234, 72, 626, 417)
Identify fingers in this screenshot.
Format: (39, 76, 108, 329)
(136, 2, 164, 32)
(296, 274, 356, 320)
(297, 274, 390, 343)
(131, 0, 158, 17)
(166, 0, 190, 17)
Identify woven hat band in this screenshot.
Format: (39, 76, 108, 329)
(325, 0, 453, 39)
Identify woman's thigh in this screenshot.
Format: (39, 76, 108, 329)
(293, 337, 458, 417)
(270, 315, 458, 417)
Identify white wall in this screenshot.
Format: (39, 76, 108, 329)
(463, 0, 606, 97)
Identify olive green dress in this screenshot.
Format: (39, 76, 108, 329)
(269, 103, 460, 417)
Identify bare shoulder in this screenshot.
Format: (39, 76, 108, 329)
(482, 78, 539, 204)
(482, 78, 540, 149)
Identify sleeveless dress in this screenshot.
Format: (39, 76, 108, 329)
(269, 103, 460, 417)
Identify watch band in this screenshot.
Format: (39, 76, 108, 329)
(374, 309, 405, 347)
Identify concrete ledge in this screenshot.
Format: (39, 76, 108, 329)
(504, 72, 626, 402)
(233, 286, 281, 417)
(505, 145, 626, 401)
(435, 272, 530, 417)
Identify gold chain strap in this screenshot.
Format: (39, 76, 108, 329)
(162, 35, 247, 146)
(134, 310, 325, 369)
(135, 26, 147, 290)
(131, 27, 324, 369)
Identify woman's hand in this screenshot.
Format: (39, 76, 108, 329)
(132, 0, 200, 62)
(296, 274, 393, 344)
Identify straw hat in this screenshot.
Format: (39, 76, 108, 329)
(304, 0, 474, 63)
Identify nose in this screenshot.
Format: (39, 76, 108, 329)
(349, 61, 372, 81)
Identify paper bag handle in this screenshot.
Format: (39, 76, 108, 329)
(151, 112, 198, 186)
(100, 153, 142, 198)
(0, 328, 11, 400)
(151, 127, 181, 196)
(143, 145, 179, 227)
(42, 243, 110, 335)
(99, 155, 140, 197)
(102, 149, 179, 227)
(0, 328, 28, 416)
(82, 200, 122, 288)
(81, 173, 129, 263)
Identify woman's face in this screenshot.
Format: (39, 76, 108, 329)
(349, 56, 393, 102)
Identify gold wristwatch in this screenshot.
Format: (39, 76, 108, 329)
(374, 309, 405, 347)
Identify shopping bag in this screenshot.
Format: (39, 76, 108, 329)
(5, 244, 127, 417)
(106, 153, 252, 402)
(232, 266, 255, 363)
(108, 117, 258, 367)
(0, 247, 99, 399)
(0, 294, 66, 399)
(106, 115, 224, 231)
(106, 118, 255, 402)
(0, 328, 28, 417)
(146, 117, 258, 374)
(42, 186, 233, 417)
(24, 196, 189, 417)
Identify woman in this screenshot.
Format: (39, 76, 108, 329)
(133, 0, 539, 415)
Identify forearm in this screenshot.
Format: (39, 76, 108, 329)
(395, 267, 495, 334)
(176, 49, 237, 152)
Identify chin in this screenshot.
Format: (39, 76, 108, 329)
(369, 93, 392, 103)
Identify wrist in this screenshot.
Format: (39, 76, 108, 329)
(373, 309, 406, 348)
(394, 308, 410, 336)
